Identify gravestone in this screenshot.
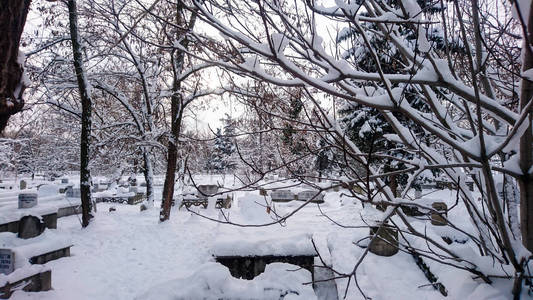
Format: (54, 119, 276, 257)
(197, 185, 218, 198)
(19, 180, 27, 190)
(0, 249, 14, 275)
(66, 186, 80, 198)
(271, 190, 295, 202)
(431, 202, 447, 226)
(18, 216, 44, 239)
(61, 178, 69, 184)
(368, 224, 399, 257)
(297, 190, 325, 203)
(18, 193, 38, 208)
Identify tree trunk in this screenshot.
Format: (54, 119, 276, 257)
(160, 74, 185, 220)
(518, 3, 533, 252)
(0, 0, 31, 133)
(159, 2, 196, 222)
(68, 0, 92, 227)
(142, 148, 154, 208)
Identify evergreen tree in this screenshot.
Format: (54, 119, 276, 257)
(338, 0, 459, 194)
(206, 114, 237, 173)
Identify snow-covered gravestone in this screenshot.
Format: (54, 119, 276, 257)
(19, 180, 27, 190)
(297, 190, 324, 203)
(197, 185, 218, 198)
(66, 186, 80, 198)
(0, 249, 14, 275)
(271, 190, 295, 202)
(18, 193, 38, 208)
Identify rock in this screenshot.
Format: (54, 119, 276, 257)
(109, 207, 116, 212)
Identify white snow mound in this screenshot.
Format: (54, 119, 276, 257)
(135, 262, 317, 300)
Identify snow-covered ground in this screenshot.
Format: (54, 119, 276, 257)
(1, 178, 522, 299)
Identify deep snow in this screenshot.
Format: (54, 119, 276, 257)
(1, 176, 524, 299)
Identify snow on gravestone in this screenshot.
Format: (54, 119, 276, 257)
(0, 249, 14, 275)
(297, 190, 324, 203)
(270, 190, 295, 202)
(66, 186, 80, 198)
(18, 193, 38, 208)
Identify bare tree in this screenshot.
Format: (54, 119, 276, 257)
(185, 0, 533, 296)
(68, 0, 93, 227)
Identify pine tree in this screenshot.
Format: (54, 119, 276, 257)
(206, 114, 237, 173)
(338, 0, 460, 194)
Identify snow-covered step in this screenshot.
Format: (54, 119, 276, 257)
(0, 265, 51, 299)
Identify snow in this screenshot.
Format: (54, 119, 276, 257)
(212, 231, 315, 257)
(0, 264, 50, 287)
(3, 179, 524, 299)
(136, 262, 317, 300)
(0, 230, 71, 269)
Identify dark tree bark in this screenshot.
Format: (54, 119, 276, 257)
(519, 3, 533, 252)
(68, 0, 93, 227)
(0, 0, 31, 133)
(160, 1, 197, 222)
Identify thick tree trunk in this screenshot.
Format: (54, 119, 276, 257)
(159, 2, 196, 222)
(160, 130, 178, 221)
(160, 88, 184, 220)
(0, 0, 31, 133)
(68, 0, 92, 227)
(518, 3, 533, 252)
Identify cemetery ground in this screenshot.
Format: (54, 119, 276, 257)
(0, 175, 520, 299)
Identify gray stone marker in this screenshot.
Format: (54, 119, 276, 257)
(18, 216, 44, 239)
(368, 225, 399, 257)
(19, 180, 27, 190)
(297, 190, 325, 203)
(431, 202, 447, 226)
(271, 190, 295, 202)
(61, 178, 69, 184)
(0, 249, 14, 275)
(66, 186, 80, 198)
(197, 185, 218, 198)
(18, 193, 38, 208)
